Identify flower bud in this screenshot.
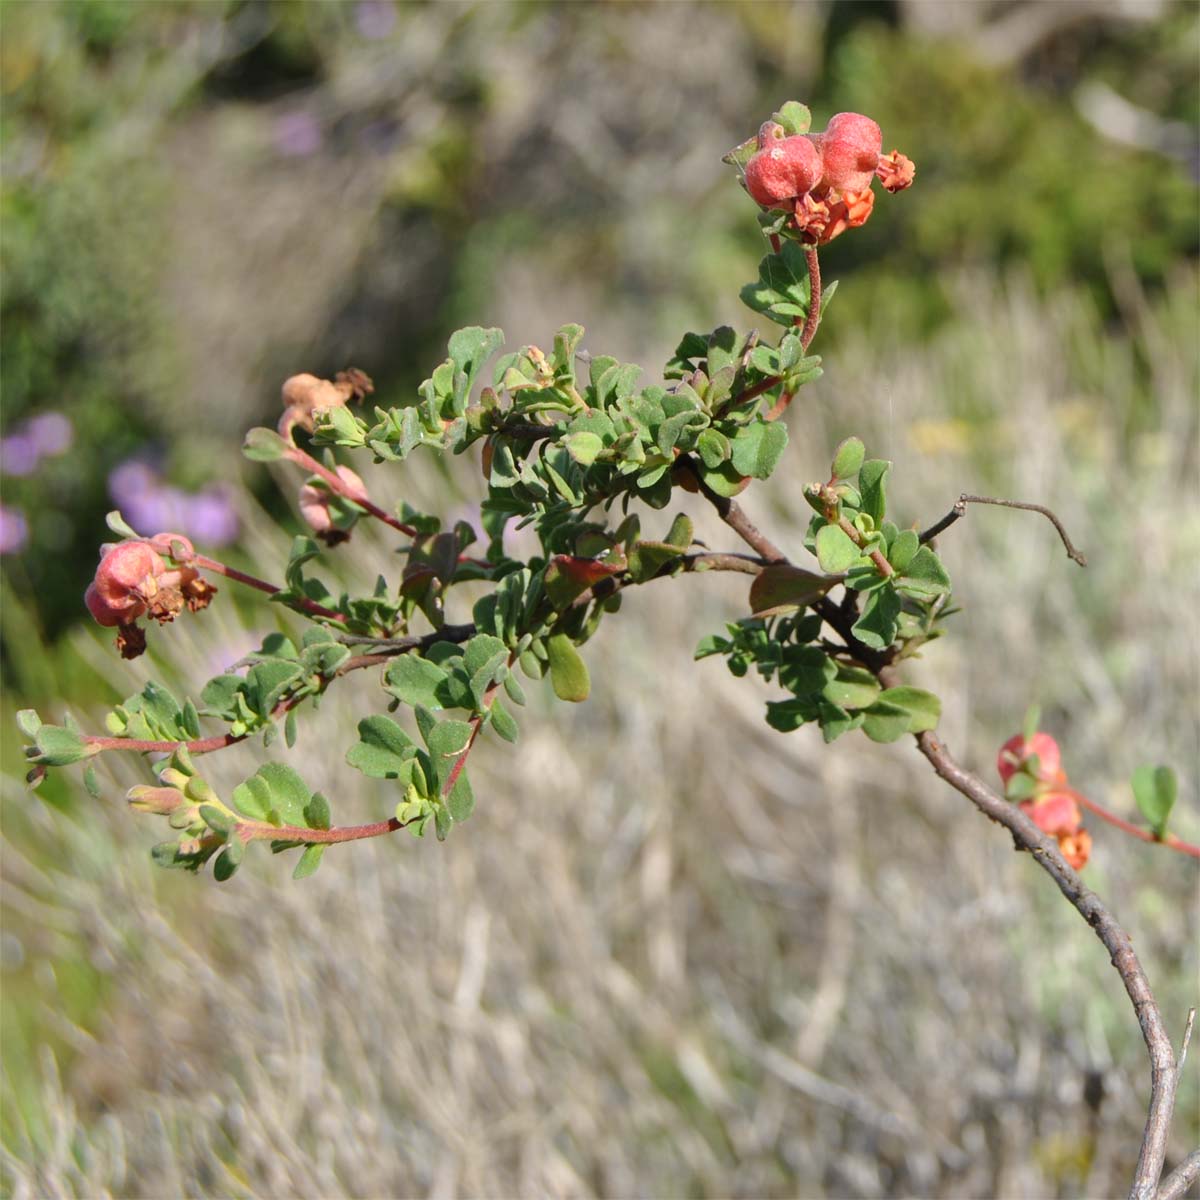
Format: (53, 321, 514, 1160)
(998, 731, 1063, 785)
(1019, 790, 1082, 837)
(814, 112, 882, 194)
(299, 465, 365, 545)
(744, 135, 823, 209)
(127, 785, 187, 816)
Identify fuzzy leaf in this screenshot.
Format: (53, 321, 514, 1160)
(831, 436, 865, 481)
(814, 524, 860, 574)
(547, 634, 590, 702)
(1132, 765, 1177, 838)
(347, 715, 417, 779)
(242, 427, 290, 462)
(293, 844, 326, 880)
(384, 655, 450, 710)
(858, 459, 890, 527)
(730, 421, 788, 480)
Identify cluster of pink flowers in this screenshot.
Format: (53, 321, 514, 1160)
(742, 112, 914, 244)
(85, 534, 216, 659)
(998, 731, 1091, 870)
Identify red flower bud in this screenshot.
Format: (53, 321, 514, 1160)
(1019, 790, 1082, 837)
(998, 731, 1063, 786)
(813, 112, 882, 195)
(744, 135, 823, 209)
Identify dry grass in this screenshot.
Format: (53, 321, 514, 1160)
(3, 262, 1197, 1199)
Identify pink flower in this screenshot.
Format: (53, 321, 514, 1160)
(85, 541, 164, 627)
(85, 535, 216, 659)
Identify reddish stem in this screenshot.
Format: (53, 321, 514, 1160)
(284, 444, 418, 537)
(237, 816, 407, 845)
(191, 553, 344, 621)
(799, 246, 821, 351)
(1064, 787, 1200, 859)
(763, 244, 821, 423)
(441, 673, 507, 797)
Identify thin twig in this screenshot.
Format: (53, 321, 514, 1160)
(1155, 1149, 1200, 1200)
(191, 553, 344, 622)
(920, 493, 1088, 566)
(1177, 1008, 1195, 1074)
(283, 444, 419, 537)
(1067, 787, 1200, 859)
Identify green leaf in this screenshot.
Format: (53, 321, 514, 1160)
(199, 804, 234, 837)
(33, 725, 95, 766)
(852, 585, 901, 650)
(83, 764, 101, 798)
(858, 459, 890, 527)
(696, 428, 731, 469)
(105, 510, 140, 539)
(1005, 773, 1039, 801)
(814, 524, 860, 574)
(697, 459, 748, 497)
(831, 436, 865, 481)
(1022, 705, 1042, 743)
(749, 565, 836, 617)
(896, 545, 951, 600)
(293, 844, 326, 880)
(258, 763, 312, 826)
(304, 792, 332, 831)
(16, 709, 41, 739)
(315, 404, 366, 447)
(706, 326, 739, 376)
(489, 698, 519, 744)
(464, 635, 509, 709)
(244, 660, 304, 718)
(1132, 765, 1177, 838)
(425, 719, 474, 794)
(627, 540, 685, 583)
(547, 634, 590, 702)
(822, 666, 881, 711)
(665, 513, 694, 551)
(862, 687, 941, 743)
(181, 700, 202, 740)
(284, 709, 299, 749)
(562, 431, 604, 466)
(730, 421, 788, 480)
(384, 655, 450, 710)
(771, 100, 812, 135)
(739, 241, 815, 327)
(888, 529, 920, 573)
(242, 427, 290, 462)
(347, 715, 417, 779)
(213, 844, 242, 882)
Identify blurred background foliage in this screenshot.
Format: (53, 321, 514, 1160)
(1, 2, 1197, 1197)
